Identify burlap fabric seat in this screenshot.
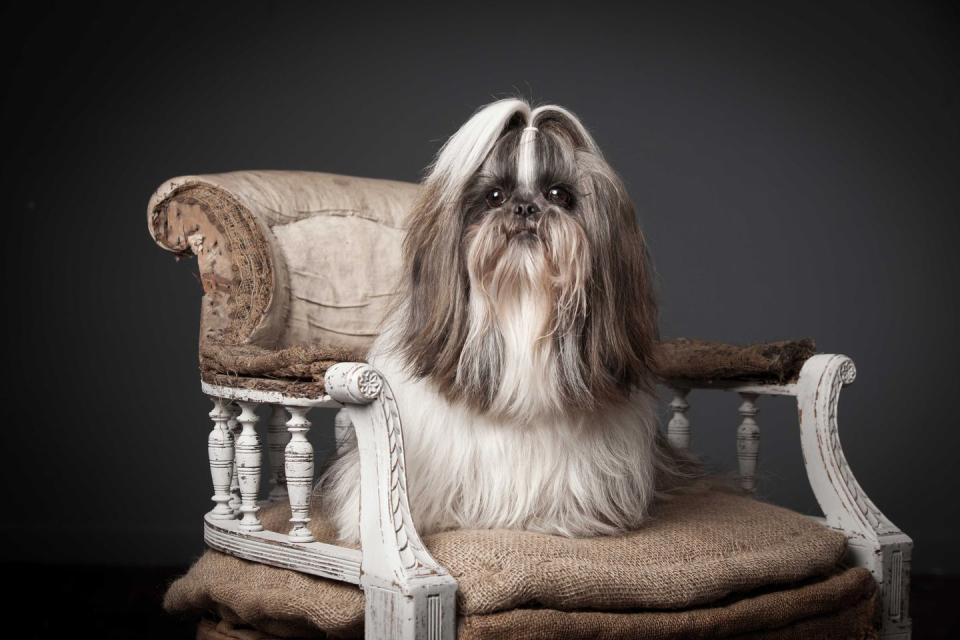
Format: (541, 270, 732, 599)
(165, 488, 878, 639)
(148, 171, 891, 639)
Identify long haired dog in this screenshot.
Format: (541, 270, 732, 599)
(320, 98, 699, 544)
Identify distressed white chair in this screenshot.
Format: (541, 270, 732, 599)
(148, 170, 912, 640)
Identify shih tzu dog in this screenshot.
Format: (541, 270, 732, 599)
(320, 98, 699, 544)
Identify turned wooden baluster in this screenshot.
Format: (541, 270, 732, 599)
(207, 397, 236, 520)
(667, 388, 691, 450)
(737, 393, 760, 493)
(234, 401, 264, 532)
(267, 404, 291, 501)
(227, 402, 242, 513)
(284, 406, 315, 543)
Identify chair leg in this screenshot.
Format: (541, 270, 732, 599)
(364, 582, 456, 640)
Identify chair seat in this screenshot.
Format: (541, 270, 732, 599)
(164, 488, 878, 639)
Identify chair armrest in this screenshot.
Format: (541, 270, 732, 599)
(146, 170, 419, 349)
(795, 354, 912, 637)
(652, 337, 816, 386)
(324, 362, 458, 637)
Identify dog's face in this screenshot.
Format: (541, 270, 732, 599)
(389, 100, 658, 420)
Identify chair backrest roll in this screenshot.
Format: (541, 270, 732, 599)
(148, 170, 420, 351)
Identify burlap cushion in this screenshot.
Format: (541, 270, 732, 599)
(194, 568, 878, 639)
(165, 488, 877, 638)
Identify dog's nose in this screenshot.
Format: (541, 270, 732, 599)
(513, 202, 540, 218)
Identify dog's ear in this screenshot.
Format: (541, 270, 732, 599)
(388, 99, 531, 393)
(575, 151, 660, 401)
(390, 181, 471, 393)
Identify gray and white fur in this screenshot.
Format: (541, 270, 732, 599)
(319, 98, 701, 543)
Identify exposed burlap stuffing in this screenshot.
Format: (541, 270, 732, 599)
(149, 182, 283, 347)
(199, 342, 368, 396)
(652, 337, 816, 384)
(165, 489, 862, 638)
(197, 338, 816, 397)
(200, 373, 328, 398)
(200, 343, 366, 378)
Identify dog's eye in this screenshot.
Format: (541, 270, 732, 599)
(546, 186, 573, 208)
(485, 188, 507, 208)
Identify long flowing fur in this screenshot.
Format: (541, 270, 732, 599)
(319, 98, 702, 544)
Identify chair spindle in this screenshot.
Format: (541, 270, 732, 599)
(234, 401, 264, 532)
(737, 393, 760, 493)
(227, 402, 242, 513)
(284, 406, 315, 543)
(207, 397, 236, 520)
(267, 404, 291, 501)
(667, 388, 691, 450)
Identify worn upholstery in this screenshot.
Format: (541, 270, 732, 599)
(148, 170, 417, 350)
(147, 170, 817, 396)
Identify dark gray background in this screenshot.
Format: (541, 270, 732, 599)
(2, 1, 957, 574)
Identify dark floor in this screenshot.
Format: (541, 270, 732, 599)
(3, 564, 957, 639)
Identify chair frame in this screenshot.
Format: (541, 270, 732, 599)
(196, 354, 912, 640)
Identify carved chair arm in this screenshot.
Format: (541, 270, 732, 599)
(324, 362, 458, 639)
(796, 354, 912, 637)
(661, 352, 912, 638)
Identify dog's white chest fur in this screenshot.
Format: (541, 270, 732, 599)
(476, 281, 561, 420)
(321, 312, 662, 544)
